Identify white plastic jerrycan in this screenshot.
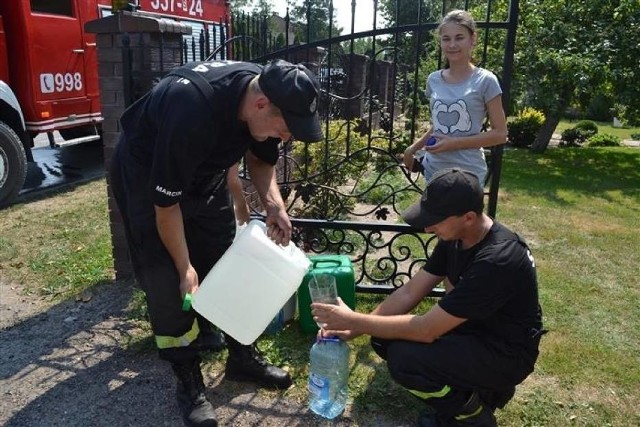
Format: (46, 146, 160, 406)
(192, 220, 311, 345)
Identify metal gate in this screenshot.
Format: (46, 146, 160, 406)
(123, 0, 519, 295)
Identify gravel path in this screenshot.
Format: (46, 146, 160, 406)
(0, 278, 407, 427)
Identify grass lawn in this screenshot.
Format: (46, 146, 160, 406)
(1, 146, 639, 426)
(494, 147, 640, 426)
(554, 119, 640, 140)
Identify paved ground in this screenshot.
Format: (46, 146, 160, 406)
(622, 139, 640, 147)
(13, 133, 105, 206)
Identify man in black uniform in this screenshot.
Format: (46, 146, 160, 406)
(312, 168, 545, 426)
(110, 60, 323, 427)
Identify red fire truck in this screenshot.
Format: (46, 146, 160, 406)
(0, 0, 230, 207)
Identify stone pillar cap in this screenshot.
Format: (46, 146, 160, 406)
(85, 11, 193, 34)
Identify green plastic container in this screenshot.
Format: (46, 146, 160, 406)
(298, 255, 356, 333)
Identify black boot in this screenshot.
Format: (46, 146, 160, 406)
(479, 386, 516, 410)
(448, 391, 497, 427)
(416, 391, 497, 427)
(194, 317, 226, 353)
(224, 336, 292, 390)
(172, 358, 218, 427)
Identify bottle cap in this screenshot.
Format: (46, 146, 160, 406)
(182, 293, 192, 311)
(318, 336, 341, 343)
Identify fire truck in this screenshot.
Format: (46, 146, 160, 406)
(0, 0, 230, 207)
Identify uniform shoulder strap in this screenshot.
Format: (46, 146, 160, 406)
(165, 67, 216, 112)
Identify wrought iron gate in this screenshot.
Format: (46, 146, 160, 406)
(123, 0, 519, 295)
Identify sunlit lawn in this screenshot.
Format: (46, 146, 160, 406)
(1, 146, 639, 426)
(554, 119, 640, 140)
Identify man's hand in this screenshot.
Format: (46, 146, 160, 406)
(311, 298, 360, 341)
(265, 207, 292, 245)
(245, 151, 291, 245)
(320, 327, 359, 341)
(179, 264, 199, 298)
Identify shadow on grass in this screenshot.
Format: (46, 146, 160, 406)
(348, 341, 420, 425)
(257, 319, 420, 426)
(501, 147, 640, 205)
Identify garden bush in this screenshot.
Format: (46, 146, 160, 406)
(508, 107, 545, 148)
(574, 120, 599, 138)
(290, 120, 370, 219)
(586, 133, 621, 147)
(560, 120, 600, 147)
(560, 127, 589, 147)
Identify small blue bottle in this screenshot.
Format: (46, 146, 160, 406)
(308, 336, 350, 419)
(264, 309, 284, 334)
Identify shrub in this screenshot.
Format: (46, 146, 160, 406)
(559, 120, 600, 147)
(560, 127, 589, 147)
(586, 133, 621, 147)
(574, 120, 599, 138)
(355, 167, 414, 206)
(290, 120, 369, 219)
(508, 107, 545, 148)
(630, 132, 640, 140)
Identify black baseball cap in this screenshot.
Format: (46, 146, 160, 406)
(401, 168, 484, 230)
(258, 60, 323, 143)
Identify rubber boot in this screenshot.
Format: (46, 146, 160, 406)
(224, 335, 292, 389)
(172, 357, 218, 427)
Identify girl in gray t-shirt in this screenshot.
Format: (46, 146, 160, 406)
(403, 10, 507, 186)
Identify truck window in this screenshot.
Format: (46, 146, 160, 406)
(31, 0, 74, 17)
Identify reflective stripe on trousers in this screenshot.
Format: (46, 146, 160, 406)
(155, 318, 200, 349)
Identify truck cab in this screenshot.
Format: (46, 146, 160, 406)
(0, 0, 230, 207)
(0, 0, 101, 206)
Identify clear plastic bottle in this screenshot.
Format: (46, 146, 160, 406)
(308, 336, 350, 419)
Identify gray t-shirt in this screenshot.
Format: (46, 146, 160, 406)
(421, 67, 502, 184)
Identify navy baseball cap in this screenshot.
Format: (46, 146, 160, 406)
(258, 60, 323, 143)
(401, 168, 484, 229)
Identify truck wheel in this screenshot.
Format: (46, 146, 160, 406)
(0, 121, 27, 208)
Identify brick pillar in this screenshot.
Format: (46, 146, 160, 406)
(288, 46, 325, 74)
(86, 12, 190, 280)
(374, 60, 393, 108)
(339, 53, 368, 119)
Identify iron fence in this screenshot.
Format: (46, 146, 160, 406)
(121, 0, 519, 295)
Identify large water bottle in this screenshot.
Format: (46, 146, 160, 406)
(308, 336, 350, 419)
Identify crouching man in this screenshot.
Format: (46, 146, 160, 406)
(312, 168, 545, 426)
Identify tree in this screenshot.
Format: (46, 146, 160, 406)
(231, 0, 273, 15)
(379, 0, 441, 64)
(513, 0, 640, 152)
(515, 2, 604, 152)
(605, 0, 640, 125)
(290, 0, 342, 42)
(342, 36, 374, 56)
